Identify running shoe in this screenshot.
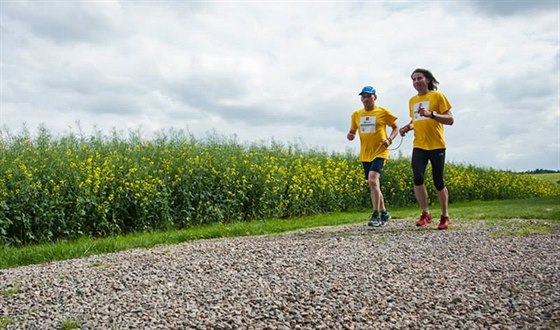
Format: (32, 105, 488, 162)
(416, 211, 432, 227)
(438, 215, 450, 230)
(380, 210, 391, 226)
(368, 211, 381, 227)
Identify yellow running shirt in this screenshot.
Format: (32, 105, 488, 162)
(408, 91, 452, 150)
(350, 106, 398, 162)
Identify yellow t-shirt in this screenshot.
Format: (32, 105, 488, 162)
(409, 91, 452, 150)
(351, 106, 398, 162)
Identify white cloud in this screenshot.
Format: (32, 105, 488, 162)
(1, 0, 558, 171)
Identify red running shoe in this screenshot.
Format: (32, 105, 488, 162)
(416, 211, 432, 226)
(438, 215, 450, 230)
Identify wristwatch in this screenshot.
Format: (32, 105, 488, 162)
(430, 112, 436, 119)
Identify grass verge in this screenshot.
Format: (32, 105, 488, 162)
(1, 197, 558, 270)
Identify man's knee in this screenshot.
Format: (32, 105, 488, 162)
(368, 171, 381, 188)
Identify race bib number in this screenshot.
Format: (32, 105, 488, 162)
(413, 101, 430, 121)
(360, 116, 376, 133)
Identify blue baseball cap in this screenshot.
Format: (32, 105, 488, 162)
(359, 86, 376, 95)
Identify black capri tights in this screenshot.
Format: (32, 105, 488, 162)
(411, 148, 446, 191)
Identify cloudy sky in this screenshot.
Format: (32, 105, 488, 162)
(1, 0, 559, 172)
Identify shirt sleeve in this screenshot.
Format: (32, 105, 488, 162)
(437, 93, 452, 114)
(350, 112, 359, 131)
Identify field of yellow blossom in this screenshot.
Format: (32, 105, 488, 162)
(1, 128, 558, 247)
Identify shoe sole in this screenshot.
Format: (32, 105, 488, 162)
(380, 217, 390, 226)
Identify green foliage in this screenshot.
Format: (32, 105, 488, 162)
(1, 281, 22, 296)
(1, 127, 558, 247)
(445, 164, 560, 201)
(491, 224, 555, 238)
(60, 319, 82, 330)
(529, 172, 560, 186)
(0, 317, 15, 329)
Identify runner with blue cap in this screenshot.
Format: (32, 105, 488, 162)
(347, 85, 399, 227)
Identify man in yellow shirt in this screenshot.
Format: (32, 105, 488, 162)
(347, 86, 399, 227)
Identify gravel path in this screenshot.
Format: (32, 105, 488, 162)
(1, 219, 559, 329)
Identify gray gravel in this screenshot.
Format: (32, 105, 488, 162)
(1, 219, 559, 329)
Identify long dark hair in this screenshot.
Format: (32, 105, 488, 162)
(411, 68, 439, 91)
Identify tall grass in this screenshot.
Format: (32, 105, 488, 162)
(1, 127, 558, 247)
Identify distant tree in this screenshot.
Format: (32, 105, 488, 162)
(524, 169, 559, 174)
